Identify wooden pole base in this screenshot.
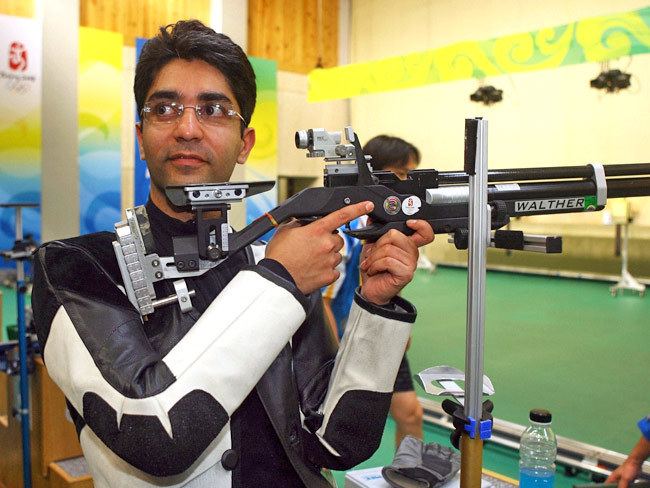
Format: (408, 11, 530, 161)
(460, 433, 484, 488)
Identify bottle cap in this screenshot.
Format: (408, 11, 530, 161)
(529, 409, 552, 423)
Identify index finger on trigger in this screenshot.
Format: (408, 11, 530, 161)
(316, 201, 374, 232)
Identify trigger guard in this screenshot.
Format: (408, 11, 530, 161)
(345, 221, 414, 241)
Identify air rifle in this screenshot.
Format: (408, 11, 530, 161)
(114, 126, 650, 318)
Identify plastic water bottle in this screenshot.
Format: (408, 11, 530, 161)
(519, 409, 557, 488)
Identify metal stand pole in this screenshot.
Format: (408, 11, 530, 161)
(461, 118, 490, 488)
(610, 218, 645, 296)
(15, 206, 32, 488)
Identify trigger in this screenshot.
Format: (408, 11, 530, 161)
(344, 221, 414, 241)
(344, 223, 384, 241)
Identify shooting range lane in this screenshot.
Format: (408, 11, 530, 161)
(331, 267, 649, 486)
(0, 287, 31, 342)
(404, 267, 648, 453)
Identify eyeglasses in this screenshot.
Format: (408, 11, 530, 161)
(141, 101, 245, 127)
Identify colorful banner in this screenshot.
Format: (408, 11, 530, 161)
(132, 53, 278, 227)
(79, 27, 122, 234)
(246, 57, 278, 227)
(134, 37, 149, 206)
(0, 14, 42, 259)
(309, 6, 650, 101)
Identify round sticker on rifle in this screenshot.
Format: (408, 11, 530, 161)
(402, 195, 421, 215)
(383, 196, 401, 215)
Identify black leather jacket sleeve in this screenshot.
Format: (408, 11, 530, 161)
(32, 235, 309, 477)
(294, 291, 417, 471)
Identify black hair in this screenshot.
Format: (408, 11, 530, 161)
(134, 19, 256, 126)
(362, 135, 421, 171)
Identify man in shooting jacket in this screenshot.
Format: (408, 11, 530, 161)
(32, 20, 434, 488)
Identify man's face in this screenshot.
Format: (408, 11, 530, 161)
(136, 58, 255, 206)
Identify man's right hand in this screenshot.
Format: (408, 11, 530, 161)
(265, 201, 374, 295)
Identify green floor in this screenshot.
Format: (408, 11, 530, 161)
(3, 267, 648, 485)
(404, 267, 649, 455)
(0, 285, 30, 341)
(333, 266, 648, 486)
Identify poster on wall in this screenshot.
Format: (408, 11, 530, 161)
(79, 27, 122, 234)
(133, 37, 149, 206)
(0, 14, 42, 260)
(133, 50, 278, 228)
(246, 57, 278, 227)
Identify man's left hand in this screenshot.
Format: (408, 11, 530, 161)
(359, 219, 434, 305)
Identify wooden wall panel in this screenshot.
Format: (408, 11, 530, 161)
(1, 0, 338, 70)
(0, 0, 34, 17)
(80, 0, 211, 46)
(248, 0, 339, 73)
(33, 359, 83, 477)
(0, 1, 211, 44)
(0, 373, 6, 427)
(0, 358, 86, 488)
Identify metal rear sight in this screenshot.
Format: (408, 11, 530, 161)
(295, 126, 358, 161)
(296, 126, 376, 187)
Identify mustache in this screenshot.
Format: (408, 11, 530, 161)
(165, 143, 211, 161)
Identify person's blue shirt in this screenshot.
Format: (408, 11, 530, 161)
(322, 218, 364, 338)
(639, 415, 650, 440)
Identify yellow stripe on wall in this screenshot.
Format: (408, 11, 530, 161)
(308, 6, 650, 101)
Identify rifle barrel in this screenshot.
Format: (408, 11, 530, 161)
(485, 177, 650, 200)
(437, 163, 650, 184)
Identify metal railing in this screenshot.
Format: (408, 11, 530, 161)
(420, 397, 650, 480)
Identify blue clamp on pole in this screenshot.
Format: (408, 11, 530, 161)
(464, 417, 477, 438)
(479, 419, 493, 440)
(464, 416, 493, 440)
